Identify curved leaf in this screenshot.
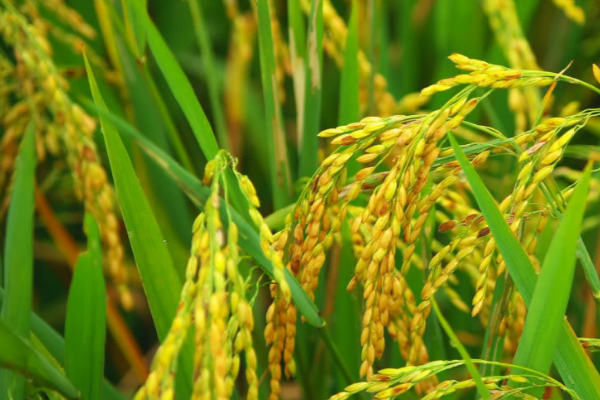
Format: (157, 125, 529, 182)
(449, 133, 600, 399)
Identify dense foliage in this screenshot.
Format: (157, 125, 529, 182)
(1, 1, 600, 400)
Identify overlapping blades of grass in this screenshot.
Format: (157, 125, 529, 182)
(0, 288, 125, 400)
(84, 55, 194, 397)
(288, 0, 306, 149)
(449, 133, 600, 399)
(144, 15, 219, 160)
(83, 100, 324, 327)
(256, 0, 292, 208)
(0, 120, 36, 397)
(122, 0, 147, 58)
(0, 318, 78, 399)
(511, 165, 591, 395)
(188, 0, 229, 150)
(338, 0, 360, 126)
(299, 0, 323, 177)
(64, 215, 106, 400)
(141, 11, 251, 219)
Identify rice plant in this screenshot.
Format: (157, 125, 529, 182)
(1, 1, 600, 400)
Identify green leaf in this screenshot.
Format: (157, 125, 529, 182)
(365, 0, 378, 113)
(84, 55, 194, 397)
(121, 44, 192, 276)
(0, 120, 36, 397)
(188, 0, 230, 150)
(82, 100, 325, 327)
(256, 0, 292, 208)
(432, 298, 490, 399)
(338, 0, 360, 175)
(338, 0, 360, 126)
(288, 0, 306, 149)
(144, 15, 219, 160)
(332, 222, 361, 383)
(299, 0, 323, 177)
(288, 0, 306, 60)
(121, 0, 147, 57)
(64, 215, 107, 400)
(479, 274, 510, 377)
(396, 0, 419, 96)
(0, 318, 78, 399)
(0, 288, 125, 400)
(449, 133, 600, 399)
(141, 12, 250, 219)
(512, 165, 591, 394)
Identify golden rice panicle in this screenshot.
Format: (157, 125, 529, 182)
(138, 264, 196, 400)
(329, 359, 574, 400)
(188, 153, 259, 400)
(226, 224, 259, 400)
(263, 227, 296, 400)
(264, 116, 404, 387)
(0, 7, 132, 307)
(552, 0, 585, 25)
(410, 175, 492, 361)
(189, 208, 233, 400)
(421, 54, 555, 97)
(502, 292, 527, 355)
(223, 162, 298, 400)
(386, 273, 431, 371)
(297, 115, 407, 301)
(398, 100, 485, 277)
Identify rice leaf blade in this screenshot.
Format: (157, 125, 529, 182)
(512, 165, 591, 389)
(142, 12, 251, 220)
(256, 0, 292, 208)
(0, 318, 78, 399)
(144, 15, 219, 160)
(122, 0, 147, 58)
(288, 0, 306, 146)
(449, 133, 600, 398)
(0, 120, 36, 397)
(338, 0, 360, 126)
(188, 0, 230, 150)
(84, 55, 194, 397)
(0, 288, 126, 400)
(432, 298, 491, 399)
(121, 46, 192, 275)
(299, 0, 323, 177)
(65, 252, 106, 400)
(64, 215, 106, 400)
